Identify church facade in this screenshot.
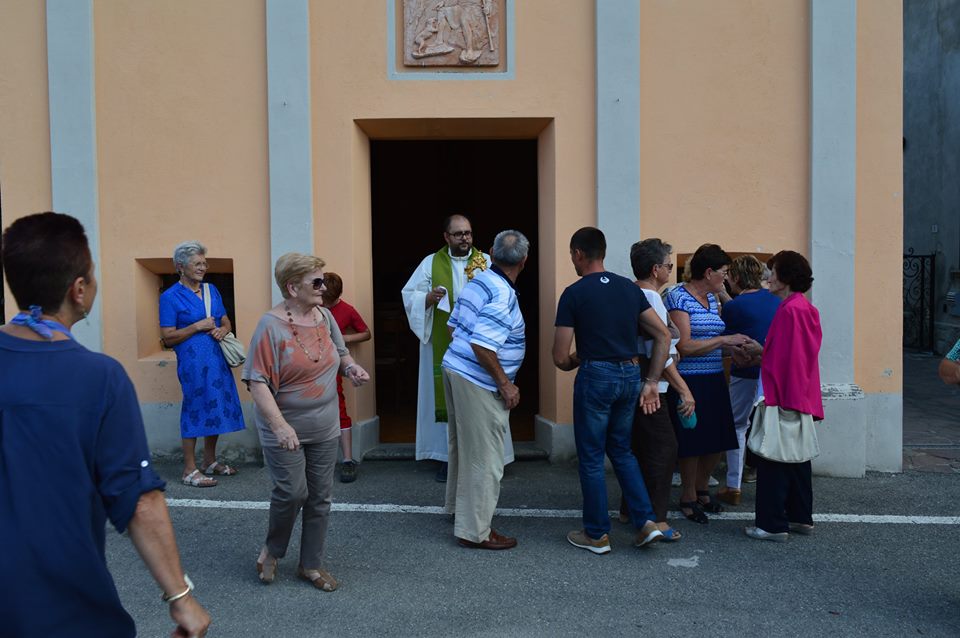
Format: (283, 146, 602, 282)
(0, 0, 903, 476)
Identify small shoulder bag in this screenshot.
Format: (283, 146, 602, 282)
(203, 283, 246, 368)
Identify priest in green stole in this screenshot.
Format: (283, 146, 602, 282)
(401, 215, 516, 480)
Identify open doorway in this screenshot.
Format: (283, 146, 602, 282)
(370, 139, 539, 443)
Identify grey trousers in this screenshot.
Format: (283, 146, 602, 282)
(442, 368, 508, 543)
(261, 436, 339, 570)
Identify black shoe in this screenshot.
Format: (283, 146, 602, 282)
(696, 490, 724, 513)
(340, 460, 357, 483)
(679, 500, 709, 524)
(435, 462, 448, 483)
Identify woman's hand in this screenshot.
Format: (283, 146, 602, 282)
(730, 347, 752, 367)
(272, 421, 300, 452)
(639, 381, 661, 415)
(345, 364, 370, 387)
(194, 317, 216, 333)
(677, 390, 696, 418)
(209, 326, 227, 342)
(741, 338, 763, 356)
(722, 333, 750, 348)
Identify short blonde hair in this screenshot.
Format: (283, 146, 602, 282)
(729, 254, 764, 290)
(274, 252, 326, 299)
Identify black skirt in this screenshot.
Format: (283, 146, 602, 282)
(667, 371, 738, 458)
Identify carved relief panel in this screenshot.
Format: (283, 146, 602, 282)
(403, 0, 502, 67)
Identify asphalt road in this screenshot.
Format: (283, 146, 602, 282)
(107, 460, 960, 637)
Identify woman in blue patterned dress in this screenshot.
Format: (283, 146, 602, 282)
(160, 241, 246, 487)
(665, 244, 749, 523)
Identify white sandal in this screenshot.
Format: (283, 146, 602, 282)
(201, 461, 238, 476)
(182, 469, 217, 487)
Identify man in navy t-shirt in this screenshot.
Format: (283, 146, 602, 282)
(552, 227, 672, 555)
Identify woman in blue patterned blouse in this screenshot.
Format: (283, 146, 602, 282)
(160, 241, 246, 487)
(666, 244, 750, 523)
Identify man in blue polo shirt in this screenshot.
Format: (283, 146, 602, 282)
(442, 230, 529, 550)
(553, 227, 672, 554)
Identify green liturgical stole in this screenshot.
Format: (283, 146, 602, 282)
(430, 246, 484, 422)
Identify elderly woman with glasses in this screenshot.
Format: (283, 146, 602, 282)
(160, 240, 245, 488)
(243, 253, 369, 592)
(665, 243, 749, 524)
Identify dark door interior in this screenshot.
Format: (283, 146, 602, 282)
(370, 139, 539, 443)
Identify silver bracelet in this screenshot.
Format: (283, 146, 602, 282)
(343, 363, 356, 376)
(161, 574, 194, 604)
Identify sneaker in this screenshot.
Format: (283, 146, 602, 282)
(567, 529, 611, 555)
(707, 475, 719, 487)
(634, 522, 664, 548)
(671, 472, 682, 487)
(742, 466, 758, 484)
(743, 526, 788, 542)
(340, 460, 357, 483)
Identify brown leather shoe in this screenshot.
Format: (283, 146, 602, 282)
(717, 488, 742, 506)
(457, 529, 517, 550)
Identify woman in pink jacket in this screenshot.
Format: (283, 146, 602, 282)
(744, 250, 823, 542)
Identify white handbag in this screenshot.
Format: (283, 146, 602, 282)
(747, 398, 820, 463)
(203, 283, 246, 368)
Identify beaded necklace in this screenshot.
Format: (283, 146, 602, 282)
(284, 303, 326, 363)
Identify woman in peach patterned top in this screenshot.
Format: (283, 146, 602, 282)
(242, 253, 369, 592)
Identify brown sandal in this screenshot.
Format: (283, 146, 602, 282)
(256, 551, 278, 584)
(717, 487, 742, 506)
(297, 566, 338, 592)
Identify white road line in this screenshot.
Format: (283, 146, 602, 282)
(166, 499, 960, 525)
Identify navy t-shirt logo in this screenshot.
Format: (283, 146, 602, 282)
(600, 276, 610, 284)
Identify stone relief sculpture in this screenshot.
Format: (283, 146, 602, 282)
(403, 0, 501, 67)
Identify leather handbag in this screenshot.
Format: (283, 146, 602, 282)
(203, 283, 246, 368)
(746, 398, 819, 463)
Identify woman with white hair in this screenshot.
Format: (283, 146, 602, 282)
(160, 240, 245, 487)
(243, 253, 369, 591)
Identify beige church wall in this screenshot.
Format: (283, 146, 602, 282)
(0, 1, 905, 460)
(855, 0, 903, 471)
(855, 0, 903, 396)
(309, 0, 596, 426)
(639, 0, 810, 259)
(0, 1, 53, 319)
(91, 0, 271, 405)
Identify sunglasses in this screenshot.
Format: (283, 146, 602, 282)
(309, 277, 326, 290)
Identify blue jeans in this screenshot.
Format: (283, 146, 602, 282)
(573, 360, 656, 539)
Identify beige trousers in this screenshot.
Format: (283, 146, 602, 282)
(442, 368, 509, 543)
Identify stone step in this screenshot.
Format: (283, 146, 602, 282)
(363, 441, 548, 462)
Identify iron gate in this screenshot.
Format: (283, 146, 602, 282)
(903, 250, 935, 350)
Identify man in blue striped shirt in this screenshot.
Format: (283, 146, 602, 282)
(441, 229, 529, 550)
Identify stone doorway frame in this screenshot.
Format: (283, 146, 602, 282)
(349, 118, 565, 460)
